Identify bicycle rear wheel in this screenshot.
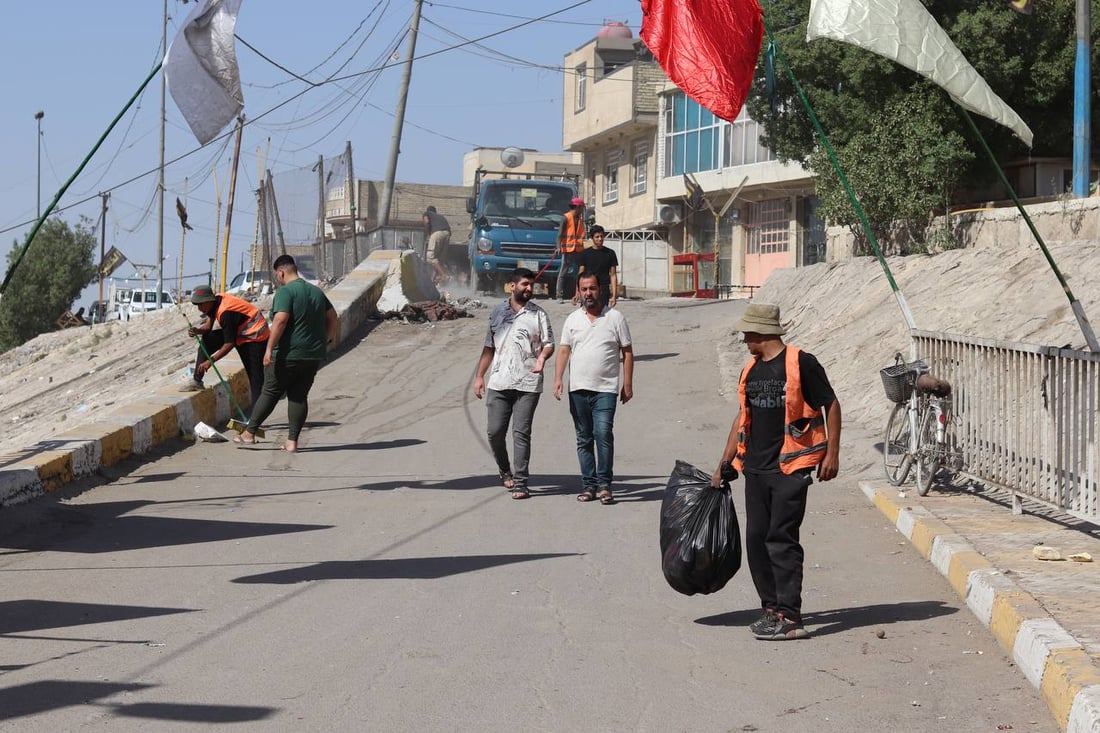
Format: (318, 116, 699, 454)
(883, 402, 912, 485)
(915, 406, 941, 496)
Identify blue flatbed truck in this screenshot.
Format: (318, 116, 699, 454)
(466, 169, 580, 295)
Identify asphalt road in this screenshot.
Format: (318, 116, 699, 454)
(0, 297, 1057, 732)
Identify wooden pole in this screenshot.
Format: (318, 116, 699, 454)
(220, 116, 245, 293)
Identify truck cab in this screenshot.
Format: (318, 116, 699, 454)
(466, 170, 578, 294)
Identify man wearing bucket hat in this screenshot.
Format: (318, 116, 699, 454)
(555, 196, 586, 304)
(711, 303, 841, 641)
(181, 285, 269, 416)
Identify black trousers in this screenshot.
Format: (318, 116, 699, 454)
(744, 469, 812, 620)
(195, 331, 266, 414)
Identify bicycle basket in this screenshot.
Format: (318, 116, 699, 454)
(880, 360, 926, 403)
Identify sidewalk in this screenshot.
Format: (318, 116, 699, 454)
(861, 479, 1100, 731)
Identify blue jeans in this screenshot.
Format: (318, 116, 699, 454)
(568, 390, 618, 490)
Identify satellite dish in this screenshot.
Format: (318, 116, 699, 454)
(500, 147, 525, 169)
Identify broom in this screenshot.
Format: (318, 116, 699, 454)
(176, 306, 264, 438)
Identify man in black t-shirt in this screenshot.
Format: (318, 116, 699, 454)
(576, 225, 619, 309)
(711, 303, 841, 641)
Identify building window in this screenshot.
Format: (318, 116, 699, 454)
(631, 143, 648, 195)
(746, 198, 789, 254)
(575, 63, 587, 112)
(662, 92, 774, 177)
(604, 151, 621, 204)
(722, 107, 776, 167)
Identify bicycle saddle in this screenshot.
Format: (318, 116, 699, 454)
(916, 374, 952, 397)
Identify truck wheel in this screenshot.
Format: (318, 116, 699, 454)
(472, 265, 491, 294)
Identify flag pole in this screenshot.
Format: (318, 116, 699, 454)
(958, 108, 1099, 351)
(1, 62, 163, 296)
(763, 20, 917, 331)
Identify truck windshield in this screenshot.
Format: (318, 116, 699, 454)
(482, 183, 573, 230)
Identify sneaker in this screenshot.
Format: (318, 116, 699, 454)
(753, 613, 809, 640)
(748, 608, 779, 636)
(178, 379, 204, 392)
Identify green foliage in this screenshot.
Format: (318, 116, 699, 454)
(0, 217, 98, 350)
(748, 0, 1097, 244)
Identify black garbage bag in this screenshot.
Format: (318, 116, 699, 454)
(659, 460, 742, 596)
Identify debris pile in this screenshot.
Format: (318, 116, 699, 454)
(381, 299, 475, 323)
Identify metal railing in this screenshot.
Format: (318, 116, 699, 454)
(912, 330, 1100, 521)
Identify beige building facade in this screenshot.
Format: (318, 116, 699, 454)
(562, 24, 825, 297)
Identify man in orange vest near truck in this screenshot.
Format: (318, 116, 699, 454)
(555, 196, 586, 304)
(711, 303, 841, 641)
(180, 285, 270, 417)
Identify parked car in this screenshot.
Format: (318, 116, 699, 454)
(121, 290, 175, 320)
(225, 270, 273, 297)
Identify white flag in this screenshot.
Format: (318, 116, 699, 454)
(165, 0, 244, 145)
(806, 0, 1033, 147)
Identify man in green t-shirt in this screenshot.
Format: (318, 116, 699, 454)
(236, 254, 338, 452)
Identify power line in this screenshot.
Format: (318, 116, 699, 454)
(0, 0, 595, 238)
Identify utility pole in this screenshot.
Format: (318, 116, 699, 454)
(267, 171, 287, 257)
(1072, 0, 1092, 197)
(315, 154, 326, 245)
(98, 192, 109, 323)
(156, 0, 167, 309)
(34, 111, 44, 219)
(378, 0, 423, 226)
(345, 141, 357, 261)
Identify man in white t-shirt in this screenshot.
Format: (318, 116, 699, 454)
(553, 272, 634, 505)
(473, 268, 555, 500)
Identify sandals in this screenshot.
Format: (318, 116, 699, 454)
(511, 487, 530, 500)
(499, 470, 515, 490)
(578, 487, 613, 504)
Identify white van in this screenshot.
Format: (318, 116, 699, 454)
(226, 270, 273, 297)
(122, 290, 175, 319)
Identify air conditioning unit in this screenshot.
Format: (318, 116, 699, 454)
(655, 202, 683, 226)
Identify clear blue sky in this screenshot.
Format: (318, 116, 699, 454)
(1, 0, 642, 304)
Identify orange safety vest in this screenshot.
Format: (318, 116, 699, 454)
(732, 346, 828, 474)
(215, 294, 269, 345)
(560, 210, 585, 254)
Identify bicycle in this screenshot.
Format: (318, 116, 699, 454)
(881, 353, 955, 495)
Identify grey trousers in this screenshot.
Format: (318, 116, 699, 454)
(486, 388, 541, 489)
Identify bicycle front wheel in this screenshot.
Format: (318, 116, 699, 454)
(883, 402, 912, 485)
(915, 406, 941, 496)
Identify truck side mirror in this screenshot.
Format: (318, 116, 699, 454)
(465, 197, 476, 214)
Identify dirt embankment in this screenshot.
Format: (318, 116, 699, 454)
(1, 239, 1097, 459)
(751, 238, 1100, 429)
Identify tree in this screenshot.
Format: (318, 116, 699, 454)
(747, 0, 1098, 250)
(0, 217, 98, 350)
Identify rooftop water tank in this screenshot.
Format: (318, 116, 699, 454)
(597, 20, 632, 39)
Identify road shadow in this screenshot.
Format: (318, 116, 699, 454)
(232, 552, 581, 584)
(0, 680, 152, 720)
(696, 601, 957, 635)
(111, 701, 275, 723)
(0, 501, 332, 554)
(0, 680, 277, 723)
(358, 473, 665, 498)
(633, 352, 679, 362)
(297, 438, 425, 453)
(0, 599, 194, 635)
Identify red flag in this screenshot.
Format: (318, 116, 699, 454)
(641, 0, 764, 123)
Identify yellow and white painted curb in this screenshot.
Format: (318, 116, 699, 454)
(861, 481, 1100, 732)
(0, 253, 405, 508)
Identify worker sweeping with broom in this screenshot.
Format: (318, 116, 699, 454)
(180, 284, 269, 421)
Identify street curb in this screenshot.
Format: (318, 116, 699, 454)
(860, 480, 1100, 732)
(0, 253, 397, 508)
